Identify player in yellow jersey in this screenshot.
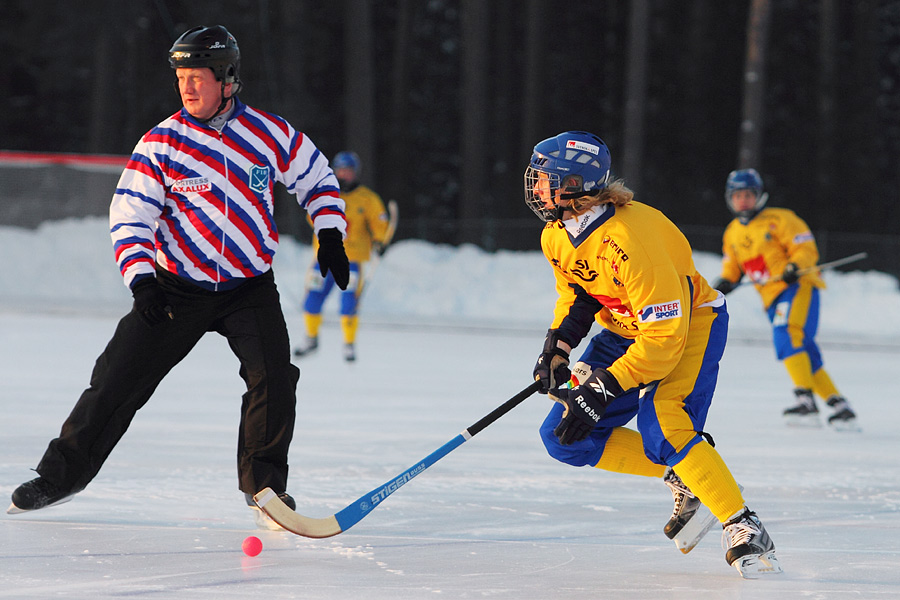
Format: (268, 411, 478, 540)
(294, 151, 391, 362)
(712, 169, 857, 429)
(526, 131, 781, 578)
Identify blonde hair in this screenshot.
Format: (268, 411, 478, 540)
(569, 179, 634, 215)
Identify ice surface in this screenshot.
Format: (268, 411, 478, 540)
(1, 218, 898, 598)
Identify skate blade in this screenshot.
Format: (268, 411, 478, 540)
(673, 504, 718, 554)
(784, 414, 822, 428)
(829, 418, 861, 432)
(6, 493, 75, 515)
(251, 506, 286, 531)
(733, 550, 783, 579)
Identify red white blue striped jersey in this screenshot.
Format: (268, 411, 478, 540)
(110, 99, 346, 291)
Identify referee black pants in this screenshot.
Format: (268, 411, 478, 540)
(35, 268, 300, 496)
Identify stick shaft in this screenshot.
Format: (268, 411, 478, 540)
(255, 380, 542, 538)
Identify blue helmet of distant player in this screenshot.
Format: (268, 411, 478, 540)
(333, 151, 361, 173)
(332, 151, 361, 191)
(524, 131, 612, 222)
(725, 168, 768, 224)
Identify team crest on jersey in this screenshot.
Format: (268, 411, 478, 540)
(570, 259, 598, 282)
(171, 177, 211, 194)
(638, 300, 682, 323)
(249, 164, 269, 193)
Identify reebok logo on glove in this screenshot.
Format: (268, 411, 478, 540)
(574, 394, 604, 423)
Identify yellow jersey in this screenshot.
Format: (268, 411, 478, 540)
(720, 207, 824, 308)
(542, 201, 721, 391)
(310, 184, 389, 263)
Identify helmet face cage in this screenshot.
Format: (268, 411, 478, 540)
(524, 131, 612, 222)
(524, 167, 563, 222)
(725, 168, 767, 222)
(169, 25, 241, 87)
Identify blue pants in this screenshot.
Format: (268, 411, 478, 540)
(766, 283, 823, 371)
(304, 261, 362, 316)
(540, 303, 728, 468)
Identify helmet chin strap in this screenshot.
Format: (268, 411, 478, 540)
(197, 81, 234, 124)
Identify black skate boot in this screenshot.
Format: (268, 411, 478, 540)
(825, 396, 859, 431)
(246, 491, 296, 530)
(663, 467, 718, 553)
(783, 388, 821, 427)
(722, 509, 783, 578)
(293, 336, 318, 358)
(7, 476, 76, 514)
(342, 343, 356, 362)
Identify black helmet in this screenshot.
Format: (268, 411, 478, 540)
(169, 25, 241, 87)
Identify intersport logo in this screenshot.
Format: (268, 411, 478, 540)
(638, 300, 682, 323)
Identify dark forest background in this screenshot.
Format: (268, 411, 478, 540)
(2, 0, 899, 274)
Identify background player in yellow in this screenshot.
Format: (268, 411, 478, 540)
(526, 131, 781, 578)
(294, 151, 391, 362)
(712, 169, 857, 429)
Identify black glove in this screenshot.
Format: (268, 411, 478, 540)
(372, 241, 386, 257)
(317, 228, 350, 290)
(713, 278, 736, 295)
(554, 367, 623, 445)
(533, 329, 571, 394)
(132, 278, 173, 327)
(781, 262, 800, 285)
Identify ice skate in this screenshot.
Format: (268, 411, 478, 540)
(663, 467, 719, 554)
(7, 477, 76, 514)
(246, 491, 296, 531)
(783, 388, 821, 427)
(293, 336, 318, 358)
(825, 396, 860, 431)
(722, 509, 783, 578)
(342, 343, 356, 362)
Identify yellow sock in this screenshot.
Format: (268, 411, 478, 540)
(673, 441, 744, 523)
(594, 428, 666, 478)
(304, 313, 322, 338)
(783, 352, 815, 390)
(812, 367, 840, 400)
(340, 315, 358, 345)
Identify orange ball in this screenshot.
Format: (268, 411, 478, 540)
(242, 535, 263, 557)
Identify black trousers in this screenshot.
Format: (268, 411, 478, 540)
(36, 268, 300, 496)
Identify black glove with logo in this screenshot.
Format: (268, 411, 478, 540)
(554, 367, 623, 445)
(534, 329, 571, 394)
(712, 278, 736, 295)
(317, 228, 350, 290)
(780, 262, 800, 285)
(132, 278, 174, 327)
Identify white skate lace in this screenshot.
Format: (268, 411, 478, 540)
(722, 518, 760, 550)
(664, 470, 695, 515)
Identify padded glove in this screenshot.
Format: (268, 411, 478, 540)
(780, 262, 800, 285)
(712, 278, 736, 295)
(317, 228, 350, 290)
(132, 278, 173, 327)
(534, 329, 571, 394)
(554, 367, 623, 445)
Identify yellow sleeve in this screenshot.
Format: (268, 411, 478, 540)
(778, 210, 819, 271)
(719, 223, 743, 283)
(363, 190, 390, 244)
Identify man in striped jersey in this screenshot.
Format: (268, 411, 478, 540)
(8, 25, 349, 528)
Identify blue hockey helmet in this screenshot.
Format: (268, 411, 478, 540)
(524, 131, 612, 222)
(725, 168, 768, 223)
(332, 151, 361, 174)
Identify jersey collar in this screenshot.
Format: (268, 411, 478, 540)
(561, 203, 614, 247)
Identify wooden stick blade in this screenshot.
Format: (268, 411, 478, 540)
(253, 488, 342, 538)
